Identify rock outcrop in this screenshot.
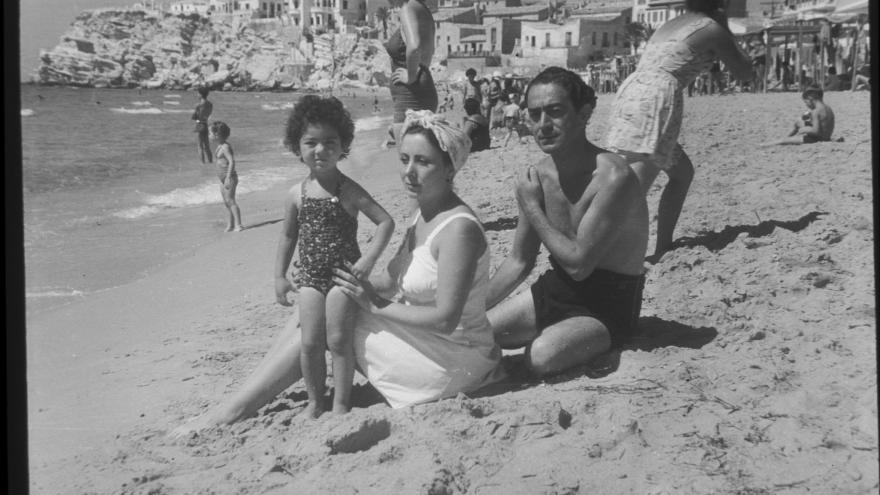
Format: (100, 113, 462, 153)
(33, 8, 393, 91)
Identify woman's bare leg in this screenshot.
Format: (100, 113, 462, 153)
(653, 145, 694, 259)
(168, 308, 304, 437)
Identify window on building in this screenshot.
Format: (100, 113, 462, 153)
(602, 32, 609, 47)
(343, 0, 348, 8)
(491, 28, 496, 46)
(545, 33, 550, 47)
(613, 32, 618, 46)
(531, 36, 535, 47)
(591, 31, 596, 45)
(565, 32, 571, 46)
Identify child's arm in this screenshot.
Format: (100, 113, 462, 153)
(274, 186, 301, 306)
(219, 145, 235, 186)
(800, 107, 824, 138)
(346, 181, 395, 280)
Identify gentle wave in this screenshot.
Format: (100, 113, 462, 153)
(164, 94, 181, 98)
(26, 288, 86, 299)
(112, 167, 292, 219)
(355, 114, 392, 132)
(261, 102, 295, 111)
(163, 100, 180, 105)
(21, 108, 35, 117)
(110, 107, 164, 114)
(131, 101, 152, 106)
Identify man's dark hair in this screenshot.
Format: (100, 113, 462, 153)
(827, 66, 837, 75)
(802, 84, 824, 101)
(210, 121, 230, 139)
(284, 95, 355, 158)
(466, 68, 477, 78)
(525, 66, 597, 111)
(197, 87, 210, 98)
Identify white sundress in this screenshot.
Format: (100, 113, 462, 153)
(353, 212, 504, 408)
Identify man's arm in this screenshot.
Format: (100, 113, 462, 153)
(486, 208, 541, 309)
(518, 157, 639, 281)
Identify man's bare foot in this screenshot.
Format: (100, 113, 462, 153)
(302, 401, 324, 419)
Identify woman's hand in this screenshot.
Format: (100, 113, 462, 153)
(224, 178, 232, 190)
(391, 68, 412, 86)
(349, 257, 374, 280)
(333, 263, 377, 311)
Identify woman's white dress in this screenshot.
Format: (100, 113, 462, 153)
(353, 212, 504, 408)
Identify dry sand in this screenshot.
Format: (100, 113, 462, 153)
(26, 90, 876, 494)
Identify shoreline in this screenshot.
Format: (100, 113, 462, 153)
(26, 91, 877, 494)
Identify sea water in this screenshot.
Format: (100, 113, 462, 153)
(21, 85, 397, 316)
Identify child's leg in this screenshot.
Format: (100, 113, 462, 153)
(654, 144, 694, 260)
(227, 178, 244, 231)
(299, 287, 327, 418)
(325, 286, 357, 414)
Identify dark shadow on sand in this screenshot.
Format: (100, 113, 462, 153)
(471, 317, 717, 399)
(246, 218, 284, 230)
(484, 216, 518, 232)
(668, 211, 826, 253)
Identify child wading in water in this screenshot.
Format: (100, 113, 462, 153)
(210, 121, 244, 232)
(276, 96, 394, 418)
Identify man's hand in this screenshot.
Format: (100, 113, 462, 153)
(515, 165, 544, 212)
(391, 68, 411, 86)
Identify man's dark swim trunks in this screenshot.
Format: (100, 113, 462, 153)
(531, 258, 645, 348)
(803, 134, 830, 144)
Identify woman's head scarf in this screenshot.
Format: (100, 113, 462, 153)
(400, 110, 472, 173)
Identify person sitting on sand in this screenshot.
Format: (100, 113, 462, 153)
(210, 122, 244, 232)
(192, 87, 213, 164)
(824, 66, 842, 92)
(761, 85, 836, 147)
(486, 67, 649, 377)
(462, 97, 491, 152)
(170, 110, 503, 435)
(276, 95, 395, 418)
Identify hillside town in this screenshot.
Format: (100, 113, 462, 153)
(33, 0, 869, 93)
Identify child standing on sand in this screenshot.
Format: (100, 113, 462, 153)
(275, 95, 394, 418)
(761, 85, 837, 146)
(210, 121, 244, 232)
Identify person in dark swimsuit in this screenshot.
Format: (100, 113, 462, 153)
(462, 97, 490, 152)
(382, 0, 437, 148)
(275, 95, 394, 418)
(210, 121, 243, 232)
(192, 87, 213, 164)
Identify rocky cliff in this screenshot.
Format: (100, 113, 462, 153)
(33, 8, 392, 91)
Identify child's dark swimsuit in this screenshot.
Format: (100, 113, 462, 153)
(293, 177, 361, 295)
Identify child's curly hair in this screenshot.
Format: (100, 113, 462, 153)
(284, 95, 355, 158)
(210, 121, 230, 139)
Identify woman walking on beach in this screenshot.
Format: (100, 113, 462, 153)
(210, 122, 244, 232)
(276, 95, 394, 418)
(192, 87, 213, 164)
(171, 110, 502, 434)
(604, 0, 752, 262)
(382, 0, 437, 148)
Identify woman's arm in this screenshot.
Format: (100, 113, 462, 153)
(335, 219, 485, 334)
(274, 187, 300, 306)
(708, 24, 753, 81)
(399, 3, 429, 84)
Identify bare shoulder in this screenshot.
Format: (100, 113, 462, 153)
(595, 152, 638, 190)
(287, 182, 303, 209)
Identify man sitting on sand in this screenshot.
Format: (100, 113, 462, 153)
(487, 67, 649, 377)
(761, 85, 836, 146)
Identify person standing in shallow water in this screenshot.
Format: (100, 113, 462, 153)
(604, 0, 752, 263)
(192, 87, 213, 164)
(210, 122, 244, 232)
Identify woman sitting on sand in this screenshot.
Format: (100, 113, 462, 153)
(604, 0, 752, 262)
(171, 111, 502, 434)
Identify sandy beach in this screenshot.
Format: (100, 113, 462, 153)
(26, 90, 876, 494)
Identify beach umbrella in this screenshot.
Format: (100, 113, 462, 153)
(834, 0, 868, 15)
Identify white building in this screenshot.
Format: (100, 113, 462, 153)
(287, 0, 366, 30)
(169, 0, 212, 14)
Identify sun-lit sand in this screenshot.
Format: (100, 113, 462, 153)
(27, 90, 876, 494)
